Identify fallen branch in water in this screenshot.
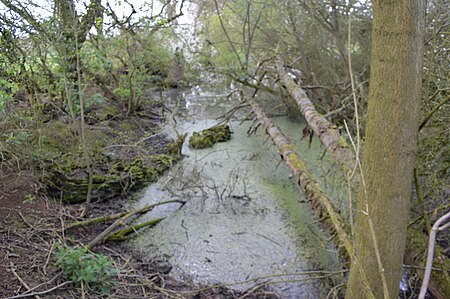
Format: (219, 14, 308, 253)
(66, 211, 129, 229)
(106, 217, 165, 241)
(247, 97, 377, 298)
(275, 59, 450, 297)
(276, 58, 356, 181)
(86, 199, 184, 248)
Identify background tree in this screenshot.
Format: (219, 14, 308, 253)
(195, 0, 372, 131)
(0, 0, 185, 180)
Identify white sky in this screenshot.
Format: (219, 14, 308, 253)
(0, 0, 192, 25)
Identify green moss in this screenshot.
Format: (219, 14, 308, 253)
(49, 150, 180, 204)
(150, 154, 173, 172)
(189, 124, 232, 149)
(44, 120, 186, 204)
(167, 134, 187, 156)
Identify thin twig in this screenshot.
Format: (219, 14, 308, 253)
(3, 281, 72, 299)
(9, 261, 42, 299)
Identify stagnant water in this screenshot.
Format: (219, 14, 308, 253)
(128, 86, 347, 298)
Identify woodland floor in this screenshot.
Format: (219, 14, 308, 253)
(0, 171, 272, 299)
(0, 95, 278, 299)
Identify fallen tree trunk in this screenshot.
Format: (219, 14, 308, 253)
(248, 99, 352, 256)
(248, 98, 377, 298)
(276, 58, 356, 179)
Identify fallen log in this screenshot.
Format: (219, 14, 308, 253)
(86, 199, 184, 248)
(276, 58, 356, 179)
(66, 211, 129, 229)
(106, 217, 165, 241)
(248, 98, 376, 298)
(248, 99, 352, 256)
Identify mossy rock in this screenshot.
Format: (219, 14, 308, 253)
(189, 124, 232, 149)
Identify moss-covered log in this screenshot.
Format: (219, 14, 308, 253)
(275, 59, 450, 297)
(48, 153, 176, 204)
(106, 218, 164, 241)
(248, 99, 378, 297)
(248, 99, 353, 257)
(276, 58, 356, 180)
(66, 210, 129, 229)
(87, 199, 184, 248)
(67, 199, 182, 229)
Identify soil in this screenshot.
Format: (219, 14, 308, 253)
(0, 168, 58, 297)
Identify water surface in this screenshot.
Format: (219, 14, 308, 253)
(129, 87, 345, 298)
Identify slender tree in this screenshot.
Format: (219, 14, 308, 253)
(345, 1, 426, 298)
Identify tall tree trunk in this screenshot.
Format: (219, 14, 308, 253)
(345, 1, 425, 298)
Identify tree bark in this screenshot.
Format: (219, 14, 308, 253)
(345, 1, 426, 298)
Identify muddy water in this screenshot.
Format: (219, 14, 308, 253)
(129, 87, 346, 298)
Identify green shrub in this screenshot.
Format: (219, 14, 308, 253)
(54, 243, 117, 293)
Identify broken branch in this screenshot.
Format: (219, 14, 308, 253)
(87, 199, 184, 248)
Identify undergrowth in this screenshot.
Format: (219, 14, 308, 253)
(54, 243, 117, 293)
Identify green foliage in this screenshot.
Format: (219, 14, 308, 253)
(87, 93, 106, 107)
(23, 194, 36, 203)
(81, 29, 174, 113)
(154, 17, 169, 28)
(113, 87, 131, 100)
(81, 47, 112, 77)
(54, 243, 117, 293)
(0, 51, 20, 110)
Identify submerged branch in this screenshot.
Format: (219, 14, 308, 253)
(106, 217, 165, 241)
